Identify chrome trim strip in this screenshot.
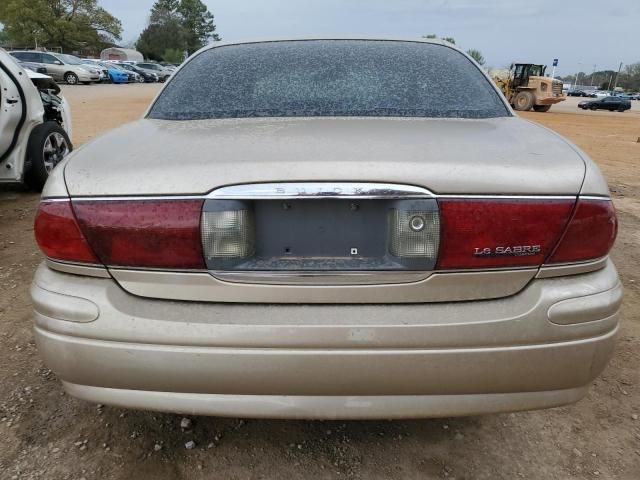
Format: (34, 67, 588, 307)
(578, 196, 613, 201)
(53, 185, 611, 203)
(436, 195, 577, 200)
(536, 257, 608, 279)
(60, 194, 613, 202)
(208, 182, 435, 199)
(106, 266, 209, 274)
(41, 197, 72, 202)
(210, 270, 432, 285)
(46, 259, 111, 278)
(68, 195, 204, 202)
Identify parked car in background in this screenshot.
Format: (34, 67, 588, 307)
(89, 60, 130, 84)
(98, 61, 133, 84)
(593, 90, 611, 98)
(107, 64, 132, 84)
(567, 90, 588, 97)
(18, 61, 48, 74)
(136, 62, 173, 81)
(32, 38, 620, 419)
(579, 96, 631, 111)
(81, 60, 109, 82)
(9, 51, 100, 85)
(0, 49, 72, 190)
(116, 62, 158, 82)
(629, 92, 640, 100)
(128, 63, 166, 82)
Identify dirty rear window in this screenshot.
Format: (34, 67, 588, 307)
(148, 40, 510, 120)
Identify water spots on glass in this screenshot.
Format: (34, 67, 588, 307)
(149, 40, 509, 121)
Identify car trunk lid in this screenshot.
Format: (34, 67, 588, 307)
(63, 116, 586, 197)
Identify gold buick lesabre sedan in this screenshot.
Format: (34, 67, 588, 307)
(31, 38, 621, 419)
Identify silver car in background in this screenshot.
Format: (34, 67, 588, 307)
(135, 62, 174, 81)
(9, 51, 100, 85)
(32, 38, 620, 419)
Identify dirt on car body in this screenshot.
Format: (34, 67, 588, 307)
(0, 84, 639, 479)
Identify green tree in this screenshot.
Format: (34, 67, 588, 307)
(442, 36, 456, 45)
(466, 48, 485, 66)
(0, 0, 121, 51)
(137, 19, 185, 61)
(151, 0, 180, 23)
(178, 0, 219, 54)
(136, 0, 219, 60)
(0, 28, 9, 45)
(162, 48, 184, 64)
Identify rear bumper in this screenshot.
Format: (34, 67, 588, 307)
(32, 261, 622, 418)
(62, 382, 590, 420)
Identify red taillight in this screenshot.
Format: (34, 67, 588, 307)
(547, 198, 617, 264)
(436, 199, 574, 269)
(34, 200, 100, 264)
(72, 200, 205, 269)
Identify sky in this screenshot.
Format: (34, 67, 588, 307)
(102, 0, 640, 76)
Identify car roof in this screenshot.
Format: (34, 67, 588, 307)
(194, 36, 457, 56)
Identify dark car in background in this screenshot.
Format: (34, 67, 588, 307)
(568, 90, 589, 97)
(579, 96, 632, 112)
(136, 62, 173, 82)
(117, 62, 159, 82)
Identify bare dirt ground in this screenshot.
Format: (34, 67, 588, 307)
(1, 84, 639, 479)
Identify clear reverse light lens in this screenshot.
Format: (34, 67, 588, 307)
(201, 210, 255, 258)
(388, 209, 440, 257)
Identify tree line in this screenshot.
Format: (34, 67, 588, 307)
(423, 34, 486, 66)
(0, 0, 218, 62)
(136, 0, 219, 63)
(0, 0, 122, 53)
(560, 64, 640, 92)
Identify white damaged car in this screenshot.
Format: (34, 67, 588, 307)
(0, 48, 72, 190)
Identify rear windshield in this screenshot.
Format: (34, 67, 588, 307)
(148, 40, 509, 120)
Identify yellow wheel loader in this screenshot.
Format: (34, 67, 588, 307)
(492, 64, 565, 112)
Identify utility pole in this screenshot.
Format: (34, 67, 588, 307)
(573, 62, 582, 89)
(612, 62, 623, 93)
(591, 65, 596, 87)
